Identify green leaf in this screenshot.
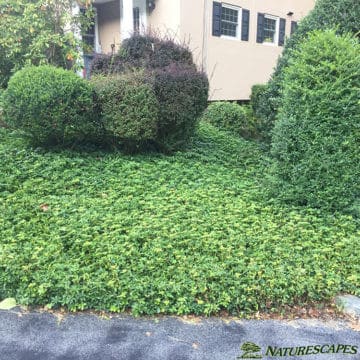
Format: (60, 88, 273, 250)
(0, 298, 17, 310)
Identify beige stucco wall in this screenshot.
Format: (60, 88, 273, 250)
(95, 0, 121, 54)
(147, 0, 181, 38)
(179, 0, 315, 100)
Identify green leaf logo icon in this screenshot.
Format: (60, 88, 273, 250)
(238, 342, 263, 359)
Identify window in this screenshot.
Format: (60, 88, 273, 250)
(221, 5, 239, 38)
(257, 13, 286, 46)
(212, 2, 250, 41)
(263, 15, 279, 44)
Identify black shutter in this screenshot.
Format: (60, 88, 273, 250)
(241, 9, 250, 41)
(291, 21, 298, 35)
(278, 18, 286, 46)
(212, 2, 222, 37)
(256, 13, 264, 43)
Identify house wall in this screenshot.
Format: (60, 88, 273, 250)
(179, 0, 315, 100)
(147, 0, 181, 38)
(95, 0, 121, 54)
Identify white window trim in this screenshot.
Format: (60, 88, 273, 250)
(220, 3, 242, 41)
(262, 14, 279, 46)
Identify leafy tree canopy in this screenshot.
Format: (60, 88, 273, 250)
(0, 0, 94, 88)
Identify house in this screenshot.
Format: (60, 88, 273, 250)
(86, 0, 315, 100)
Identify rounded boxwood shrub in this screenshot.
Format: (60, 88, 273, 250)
(91, 71, 159, 151)
(153, 63, 209, 151)
(3, 65, 100, 146)
(202, 101, 258, 139)
(270, 30, 360, 211)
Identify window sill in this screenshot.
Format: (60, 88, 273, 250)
(262, 41, 278, 46)
(220, 35, 241, 41)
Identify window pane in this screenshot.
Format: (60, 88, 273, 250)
(263, 17, 276, 42)
(221, 7, 238, 23)
(221, 22, 237, 37)
(221, 7, 238, 37)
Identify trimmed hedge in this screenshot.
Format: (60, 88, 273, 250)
(91, 64, 208, 152)
(90, 54, 125, 76)
(121, 34, 194, 69)
(153, 63, 209, 151)
(3, 65, 100, 146)
(90, 34, 209, 152)
(91, 72, 159, 151)
(202, 101, 258, 139)
(91, 34, 195, 76)
(257, 0, 360, 139)
(270, 30, 360, 212)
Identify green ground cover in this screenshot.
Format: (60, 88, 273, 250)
(0, 124, 359, 315)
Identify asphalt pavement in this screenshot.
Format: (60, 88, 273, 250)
(0, 309, 359, 360)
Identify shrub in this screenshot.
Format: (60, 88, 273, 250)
(249, 84, 266, 115)
(119, 34, 156, 69)
(202, 101, 258, 139)
(89, 34, 208, 152)
(261, 0, 360, 133)
(3, 65, 100, 146)
(249, 84, 275, 141)
(153, 63, 209, 151)
(0, 88, 4, 110)
(121, 34, 194, 70)
(150, 39, 195, 69)
(0, 88, 6, 128)
(270, 30, 360, 211)
(91, 71, 159, 151)
(91, 34, 195, 77)
(0, 52, 13, 89)
(90, 54, 126, 76)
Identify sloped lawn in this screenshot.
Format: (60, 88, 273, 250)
(0, 124, 359, 315)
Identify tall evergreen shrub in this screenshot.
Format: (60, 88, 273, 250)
(270, 30, 360, 211)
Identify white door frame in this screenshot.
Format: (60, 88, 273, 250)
(133, 0, 147, 33)
(94, 9, 102, 53)
(120, 0, 147, 40)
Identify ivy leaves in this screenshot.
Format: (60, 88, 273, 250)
(0, 124, 359, 315)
